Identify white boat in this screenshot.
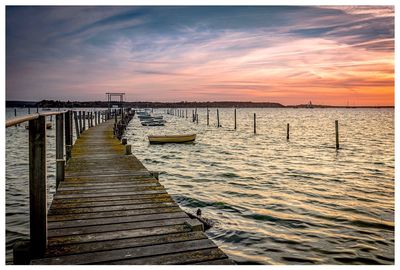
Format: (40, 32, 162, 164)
(148, 134, 196, 144)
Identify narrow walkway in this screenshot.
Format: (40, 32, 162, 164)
(31, 120, 234, 264)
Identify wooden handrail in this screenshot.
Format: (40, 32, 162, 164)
(6, 111, 67, 128)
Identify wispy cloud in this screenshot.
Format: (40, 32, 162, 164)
(6, 6, 394, 105)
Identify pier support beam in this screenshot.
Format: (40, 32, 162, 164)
(28, 115, 47, 258)
(56, 114, 65, 189)
(65, 110, 72, 161)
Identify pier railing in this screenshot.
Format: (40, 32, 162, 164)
(5, 109, 118, 260)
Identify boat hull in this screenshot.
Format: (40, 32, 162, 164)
(148, 134, 196, 144)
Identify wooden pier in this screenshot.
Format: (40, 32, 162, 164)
(21, 117, 233, 264)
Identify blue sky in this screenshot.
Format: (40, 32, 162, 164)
(6, 6, 394, 105)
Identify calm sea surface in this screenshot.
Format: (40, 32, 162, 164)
(5, 107, 394, 264)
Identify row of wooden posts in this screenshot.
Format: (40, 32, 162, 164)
(6, 108, 126, 261)
(166, 108, 340, 150)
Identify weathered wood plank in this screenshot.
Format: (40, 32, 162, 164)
(105, 248, 227, 265)
(48, 206, 182, 222)
(194, 258, 236, 264)
(54, 189, 167, 199)
(55, 185, 164, 195)
(50, 193, 172, 204)
(33, 239, 217, 264)
(48, 211, 188, 229)
(48, 217, 191, 237)
(44, 231, 206, 257)
(59, 179, 159, 187)
(49, 196, 174, 209)
(49, 201, 178, 215)
(48, 224, 193, 246)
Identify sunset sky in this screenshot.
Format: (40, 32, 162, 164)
(6, 6, 394, 105)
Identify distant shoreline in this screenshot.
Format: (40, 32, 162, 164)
(5, 100, 394, 109)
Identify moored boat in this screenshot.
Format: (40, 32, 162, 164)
(148, 134, 196, 144)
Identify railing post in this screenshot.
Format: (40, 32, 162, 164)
(78, 111, 82, 133)
(82, 111, 86, 131)
(73, 111, 80, 139)
(65, 110, 72, 161)
(28, 115, 47, 258)
(56, 114, 65, 189)
(90, 112, 92, 128)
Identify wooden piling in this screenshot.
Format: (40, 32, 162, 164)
(217, 109, 220, 127)
(125, 144, 132, 155)
(14, 108, 17, 116)
(56, 114, 65, 189)
(335, 120, 339, 150)
(234, 108, 237, 130)
(286, 123, 290, 140)
(121, 137, 127, 145)
(207, 108, 209, 126)
(28, 115, 47, 258)
(82, 111, 86, 131)
(186, 109, 188, 118)
(78, 111, 82, 133)
(65, 111, 72, 161)
(253, 113, 256, 134)
(73, 111, 80, 139)
(91, 112, 94, 127)
(28, 107, 31, 114)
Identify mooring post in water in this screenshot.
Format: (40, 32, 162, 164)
(207, 107, 209, 125)
(65, 110, 72, 161)
(196, 113, 199, 124)
(115, 110, 117, 124)
(186, 109, 188, 118)
(217, 109, 220, 127)
(73, 111, 80, 139)
(287, 123, 290, 140)
(28, 107, 30, 114)
(253, 113, 256, 134)
(335, 120, 339, 150)
(234, 108, 237, 130)
(56, 113, 65, 189)
(14, 108, 17, 116)
(28, 115, 47, 258)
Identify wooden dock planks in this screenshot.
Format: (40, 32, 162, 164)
(31, 120, 234, 265)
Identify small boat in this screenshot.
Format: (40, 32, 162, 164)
(148, 134, 196, 144)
